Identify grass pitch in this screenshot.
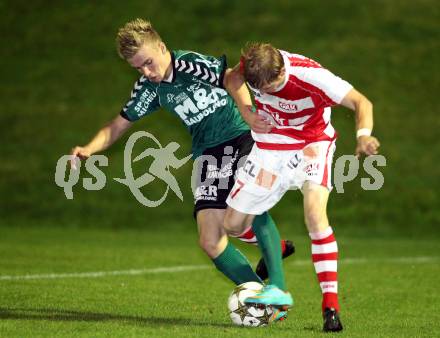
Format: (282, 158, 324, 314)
(1, 226, 439, 337)
(1, 0, 439, 337)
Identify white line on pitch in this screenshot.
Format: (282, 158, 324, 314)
(0, 256, 438, 281)
(0, 265, 211, 281)
(288, 256, 440, 266)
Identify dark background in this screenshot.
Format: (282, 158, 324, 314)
(1, 0, 439, 239)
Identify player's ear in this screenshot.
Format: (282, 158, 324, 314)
(159, 42, 166, 54)
(279, 66, 286, 77)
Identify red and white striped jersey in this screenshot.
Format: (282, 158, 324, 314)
(249, 50, 353, 150)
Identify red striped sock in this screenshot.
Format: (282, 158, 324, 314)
(234, 226, 287, 254)
(310, 226, 340, 313)
(235, 226, 258, 245)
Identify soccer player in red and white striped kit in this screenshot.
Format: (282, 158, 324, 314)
(222, 43, 380, 332)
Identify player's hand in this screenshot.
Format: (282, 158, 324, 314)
(248, 113, 273, 133)
(355, 136, 380, 157)
(70, 146, 91, 170)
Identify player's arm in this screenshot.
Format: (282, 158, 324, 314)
(223, 65, 272, 133)
(70, 115, 132, 167)
(340, 88, 380, 156)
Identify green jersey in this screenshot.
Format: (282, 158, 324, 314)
(120, 50, 249, 157)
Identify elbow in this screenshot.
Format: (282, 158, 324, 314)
(364, 97, 373, 115)
(356, 94, 373, 112)
(365, 96, 373, 110)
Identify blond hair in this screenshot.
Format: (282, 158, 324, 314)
(241, 42, 284, 89)
(116, 19, 162, 60)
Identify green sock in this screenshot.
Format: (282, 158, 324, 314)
(212, 241, 262, 285)
(252, 212, 286, 290)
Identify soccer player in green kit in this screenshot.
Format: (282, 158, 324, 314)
(70, 19, 293, 319)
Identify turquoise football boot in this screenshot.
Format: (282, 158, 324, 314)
(244, 284, 293, 309)
(270, 308, 288, 323)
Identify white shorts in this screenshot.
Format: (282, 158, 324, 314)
(226, 140, 336, 215)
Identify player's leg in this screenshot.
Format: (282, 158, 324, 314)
(227, 211, 294, 281)
(222, 205, 254, 238)
(299, 140, 342, 331)
(251, 212, 286, 291)
(247, 212, 294, 312)
(201, 132, 294, 276)
(194, 133, 293, 287)
(224, 147, 292, 308)
(223, 204, 290, 296)
(228, 133, 295, 263)
(303, 182, 342, 331)
(224, 205, 289, 291)
(224, 206, 292, 309)
(223, 209, 289, 293)
(231, 216, 295, 278)
(197, 208, 262, 285)
(255, 237, 294, 281)
(224, 208, 286, 290)
(302, 148, 343, 333)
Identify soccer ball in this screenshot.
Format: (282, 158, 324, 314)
(228, 281, 273, 327)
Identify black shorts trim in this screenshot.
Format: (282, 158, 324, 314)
(193, 204, 227, 219)
(192, 131, 254, 218)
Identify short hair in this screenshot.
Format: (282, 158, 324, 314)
(116, 19, 162, 60)
(241, 42, 284, 89)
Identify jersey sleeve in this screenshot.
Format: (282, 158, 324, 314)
(291, 65, 353, 106)
(173, 50, 227, 88)
(120, 76, 160, 122)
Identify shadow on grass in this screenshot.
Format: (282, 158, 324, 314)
(0, 307, 303, 331)
(303, 325, 324, 334)
(0, 307, 235, 328)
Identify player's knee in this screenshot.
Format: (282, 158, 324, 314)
(303, 182, 330, 232)
(223, 208, 249, 237)
(199, 237, 220, 258)
(223, 217, 244, 237)
(222, 217, 237, 235)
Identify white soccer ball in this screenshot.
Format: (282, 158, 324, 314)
(227, 281, 273, 327)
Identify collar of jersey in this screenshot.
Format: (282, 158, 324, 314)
(161, 51, 177, 84)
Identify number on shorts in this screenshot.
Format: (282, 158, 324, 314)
(230, 179, 245, 199)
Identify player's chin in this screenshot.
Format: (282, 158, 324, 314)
(149, 76, 162, 83)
